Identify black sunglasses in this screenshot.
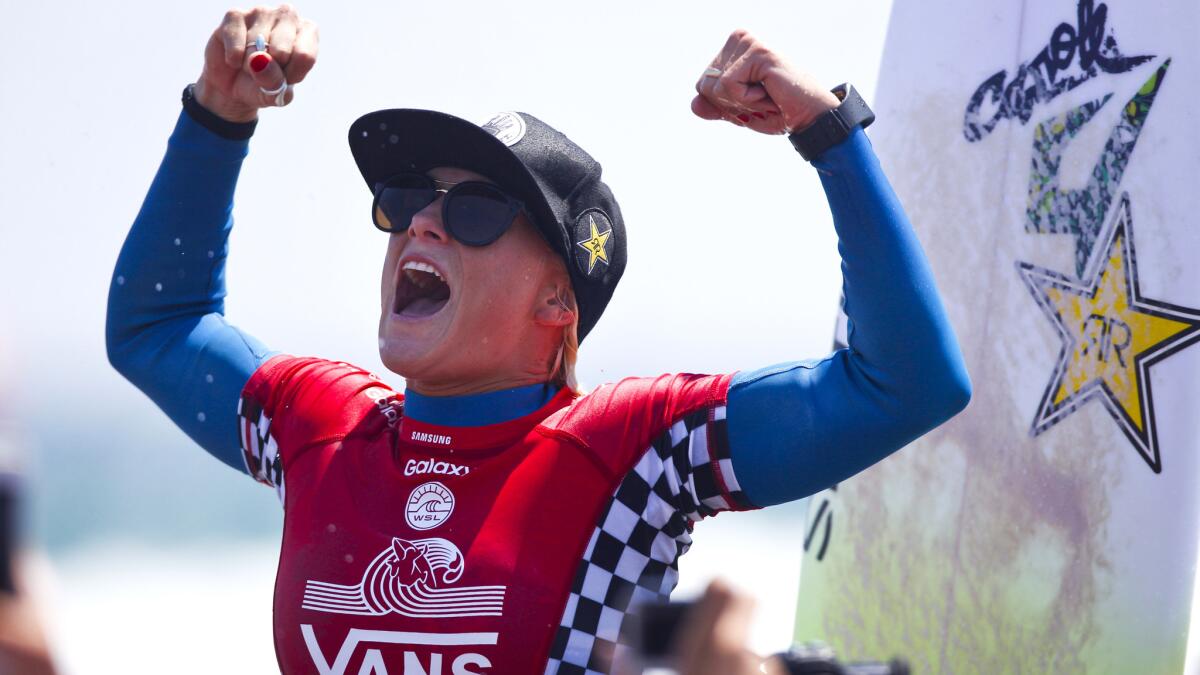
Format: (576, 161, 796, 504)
(372, 172, 526, 247)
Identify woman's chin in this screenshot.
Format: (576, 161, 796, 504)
(378, 334, 430, 371)
(378, 314, 450, 376)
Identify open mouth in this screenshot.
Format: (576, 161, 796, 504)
(394, 260, 451, 318)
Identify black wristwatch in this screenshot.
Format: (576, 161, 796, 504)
(787, 83, 875, 161)
(182, 83, 258, 141)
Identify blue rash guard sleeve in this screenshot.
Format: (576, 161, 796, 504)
(727, 127, 972, 507)
(106, 109, 274, 472)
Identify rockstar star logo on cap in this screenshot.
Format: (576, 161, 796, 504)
(1017, 194, 1200, 473)
(576, 215, 612, 275)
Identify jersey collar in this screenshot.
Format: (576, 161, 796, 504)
(398, 386, 575, 453)
(403, 382, 560, 426)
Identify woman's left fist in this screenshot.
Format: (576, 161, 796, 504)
(692, 29, 840, 135)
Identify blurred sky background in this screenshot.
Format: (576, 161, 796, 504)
(0, 0, 894, 671)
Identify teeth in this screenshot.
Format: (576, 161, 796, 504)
(402, 260, 444, 282)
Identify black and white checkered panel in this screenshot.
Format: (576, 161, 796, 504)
(237, 395, 285, 505)
(544, 404, 754, 674)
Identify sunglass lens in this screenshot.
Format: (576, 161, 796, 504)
(374, 175, 437, 232)
(446, 183, 516, 246)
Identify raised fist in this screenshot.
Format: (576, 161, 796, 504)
(692, 29, 840, 135)
(193, 4, 319, 123)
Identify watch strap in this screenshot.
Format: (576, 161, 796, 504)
(182, 84, 258, 141)
(787, 83, 875, 161)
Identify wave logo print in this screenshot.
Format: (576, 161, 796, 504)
(302, 537, 506, 618)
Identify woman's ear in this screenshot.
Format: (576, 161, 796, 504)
(534, 283, 576, 327)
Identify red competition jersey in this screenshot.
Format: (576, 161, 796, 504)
(238, 356, 754, 674)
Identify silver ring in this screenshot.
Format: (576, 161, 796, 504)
(260, 79, 289, 106)
(248, 34, 268, 53)
(259, 80, 287, 96)
(703, 67, 722, 78)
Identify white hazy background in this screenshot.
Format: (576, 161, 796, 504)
(0, 1, 893, 672)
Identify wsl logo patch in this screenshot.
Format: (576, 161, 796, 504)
(574, 209, 615, 277)
(406, 481, 455, 530)
(301, 537, 505, 617)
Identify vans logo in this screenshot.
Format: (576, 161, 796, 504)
(405, 458, 471, 477)
(300, 535, 504, 673)
(301, 624, 497, 675)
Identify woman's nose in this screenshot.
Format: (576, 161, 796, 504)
(407, 197, 448, 243)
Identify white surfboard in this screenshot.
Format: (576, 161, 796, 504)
(793, 2, 1200, 673)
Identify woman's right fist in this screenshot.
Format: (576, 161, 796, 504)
(193, 5, 319, 123)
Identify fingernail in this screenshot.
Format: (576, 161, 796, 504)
(736, 114, 750, 122)
(250, 53, 270, 73)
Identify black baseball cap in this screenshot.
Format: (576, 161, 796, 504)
(348, 109, 626, 342)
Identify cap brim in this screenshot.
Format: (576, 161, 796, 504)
(348, 109, 560, 252)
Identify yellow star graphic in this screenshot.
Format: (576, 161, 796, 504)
(1018, 195, 1200, 473)
(576, 216, 612, 274)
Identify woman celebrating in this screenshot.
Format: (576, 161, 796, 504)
(107, 5, 970, 674)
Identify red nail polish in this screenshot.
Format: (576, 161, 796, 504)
(250, 53, 270, 73)
(736, 114, 750, 122)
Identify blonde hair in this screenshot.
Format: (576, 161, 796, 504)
(550, 287, 582, 394)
